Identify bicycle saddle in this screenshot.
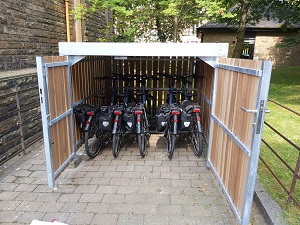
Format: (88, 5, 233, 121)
(118, 93, 129, 98)
(100, 106, 111, 114)
(170, 88, 182, 94)
(95, 94, 106, 99)
(186, 93, 197, 97)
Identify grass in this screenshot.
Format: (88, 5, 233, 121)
(258, 66, 300, 225)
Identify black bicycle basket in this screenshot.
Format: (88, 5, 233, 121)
(179, 110, 192, 131)
(156, 104, 171, 132)
(74, 104, 95, 132)
(123, 105, 135, 132)
(98, 106, 114, 132)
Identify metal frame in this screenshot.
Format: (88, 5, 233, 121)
(206, 59, 272, 225)
(59, 42, 229, 58)
(216, 63, 262, 77)
(36, 56, 55, 188)
(36, 56, 77, 188)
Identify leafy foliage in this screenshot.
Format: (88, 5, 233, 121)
(72, 0, 300, 50)
(72, 0, 227, 42)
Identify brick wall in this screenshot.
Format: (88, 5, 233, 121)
(200, 29, 237, 58)
(254, 32, 300, 67)
(201, 29, 300, 67)
(0, 69, 42, 164)
(0, 0, 113, 70)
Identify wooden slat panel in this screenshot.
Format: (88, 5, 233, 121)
(50, 115, 72, 172)
(163, 57, 171, 103)
(45, 59, 70, 119)
(210, 57, 263, 215)
(158, 57, 165, 106)
(152, 57, 158, 107)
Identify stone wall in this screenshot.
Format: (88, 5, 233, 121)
(255, 32, 300, 67)
(0, 0, 113, 70)
(200, 29, 300, 67)
(0, 69, 42, 164)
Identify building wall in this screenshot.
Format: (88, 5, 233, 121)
(0, 0, 113, 71)
(0, 69, 42, 164)
(200, 29, 300, 67)
(200, 29, 237, 57)
(254, 32, 300, 67)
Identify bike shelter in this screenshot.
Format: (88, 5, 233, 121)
(36, 42, 272, 225)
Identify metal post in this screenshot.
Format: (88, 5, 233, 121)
(287, 152, 300, 207)
(36, 56, 55, 188)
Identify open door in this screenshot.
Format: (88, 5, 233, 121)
(207, 58, 272, 225)
(36, 56, 75, 188)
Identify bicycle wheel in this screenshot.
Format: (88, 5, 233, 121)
(191, 121, 203, 157)
(138, 133, 146, 157)
(112, 118, 122, 157)
(166, 129, 176, 159)
(84, 130, 101, 159)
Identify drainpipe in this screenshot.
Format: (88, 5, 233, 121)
(65, 0, 71, 42)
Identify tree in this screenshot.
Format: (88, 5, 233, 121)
(210, 0, 276, 58)
(211, 0, 300, 57)
(72, 0, 226, 42)
(268, 0, 300, 48)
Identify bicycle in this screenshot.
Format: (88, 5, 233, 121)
(157, 73, 203, 159)
(134, 74, 159, 157)
(74, 73, 122, 159)
(74, 102, 107, 159)
(157, 73, 182, 159)
(111, 74, 137, 157)
(180, 74, 203, 157)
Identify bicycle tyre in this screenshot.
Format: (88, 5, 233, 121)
(191, 121, 203, 157)
(138, 133, 146, 157)
(84, 130, 101, 159)
(167, 129, 176, 159)
(112, 132, 121, 157)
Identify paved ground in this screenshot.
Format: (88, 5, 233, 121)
(0, 134, 267, 225)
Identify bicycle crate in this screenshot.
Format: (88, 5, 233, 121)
(98, 106, 114, 132)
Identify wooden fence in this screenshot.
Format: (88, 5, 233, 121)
(70, 56, 212, 142)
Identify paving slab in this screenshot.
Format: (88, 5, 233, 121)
(0, 135, 271, 225)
